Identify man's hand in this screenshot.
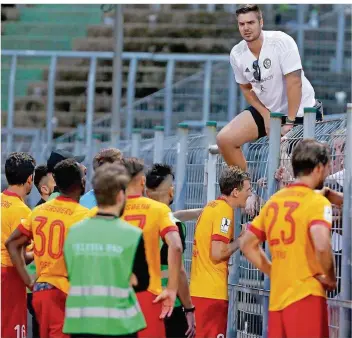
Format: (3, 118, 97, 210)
(129, 273, 138, 287)
(245, 193, 258, 217)
(274, 166, 285, 182)
(281, 123, 294, 136)
(185, 312, 196, 338)
(315, 274, 337, 291)
(153, 288, 177, 319)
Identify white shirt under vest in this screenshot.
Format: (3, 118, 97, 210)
(230, 30, 316, 117)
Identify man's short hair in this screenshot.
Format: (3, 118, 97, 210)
(53, 159, 83, 194)
(34, 164, 49, 192)
(93, 163, 130, 206)
(121, 157, 144, 178)
(146, 163, 174, 190)
(5, 152, 36, 186)
(93, 148, 123, 170)
(236, 4, 262, 20)
(219, 166, 251, 196)
(291, 139, 331, 177)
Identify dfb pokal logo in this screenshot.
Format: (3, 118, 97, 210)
(263, 58, 271, 69)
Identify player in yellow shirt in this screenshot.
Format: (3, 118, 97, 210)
(6, 159, 90, 338)
(121, 157, 183, 338)
(240, 139, 336, 338)
(1, 152, 36, 338)
(190, 166, 251, 337)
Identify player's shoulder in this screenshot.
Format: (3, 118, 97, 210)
(265, 30, 296, 51)
(205, 198, 233, 215)
(311, 190, 331, 206)
(230, 39, 248, 58)
(142, 196, 170, 211)
(119, 219, 143, 235)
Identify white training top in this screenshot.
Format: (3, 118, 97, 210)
(230, 30, 316, 117)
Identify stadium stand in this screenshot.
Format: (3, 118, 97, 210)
(1, 4, 351, 136)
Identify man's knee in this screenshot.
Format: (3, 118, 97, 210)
(216, 130, 241, 150)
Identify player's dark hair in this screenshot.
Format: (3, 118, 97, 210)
(236, 4, 262, 20)
(121, 157, 144, 178)
(93, 163, 130, 206)
(93, 148, 123, 170)
(53, 159, 82, 194)
(146, 163, 174, 189)
(34, 164, 49, 191)
(5, 152, 36, 186)
(219, 166, 251, 196)
(291, 139, 331, 177)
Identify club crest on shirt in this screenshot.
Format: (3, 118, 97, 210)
(263, 58, 271, 69)
(220, 217, 231, 234)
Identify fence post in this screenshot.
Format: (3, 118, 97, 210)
(297, 4, 306, 59)
(153, 126, 164, 163)
(131, 129, 141, 158)
(339, 103, 352, 338)
(227, 63, 236, 121)
(175, 123, 189, 211)
(303, 107, 317, 138)
(85, 57, 97, 186)
(74, 124, 85, 156)
(6, 55, 17, 155)
(203, 121, 217, 203)
(262, 112, 284, 338)
(202, 60, 212, 124)
(46, 55, 57, 155)
(335, 4, 345, 73)
(164, 59, 175, 136)
(207, 146, 218, 202)
(126, 57, 138, 139)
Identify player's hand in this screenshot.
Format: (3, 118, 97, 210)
(245, 193, 258, 217)
(129, 273, 138, 287)
(26, 277, 35, 291)
(274, 166, 285, 182)
(281, 124, 294, 136)
(185, 312, 196, 338)
(153, 288, 176, 319)
(315, 274, 337, 291)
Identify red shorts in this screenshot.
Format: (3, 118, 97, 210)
(32, 288, 70, 338)
(1, 267, 27, 338)
(269, 295, 329, 338)
(137, 290, 166, 338)
(192, 296, 228, 338)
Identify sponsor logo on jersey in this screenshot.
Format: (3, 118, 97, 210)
(220, 217, 231, 234)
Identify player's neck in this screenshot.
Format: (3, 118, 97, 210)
(97, 206, 119, 217)
(6, 185, 27, 200)
(60, 192, 81, 202)
(126, 186, 143, 198)
(293, 178, 316, 190)
(247, 32, 264, 57)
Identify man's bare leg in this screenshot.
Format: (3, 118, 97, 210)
(216, 110, 259, 171)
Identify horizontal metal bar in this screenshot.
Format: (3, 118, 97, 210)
(230, 284, 352, 309)
(209, 144, 219, 154)
(1, 49, 229, 62)
(182, 120, 227, 128)
(1, 127, 41, 136)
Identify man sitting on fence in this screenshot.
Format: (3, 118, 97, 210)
(240, 139, 337, 338)
(190, 166, 251, 337)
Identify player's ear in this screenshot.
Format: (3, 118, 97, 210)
(169, 185, 174, 199)
(231, 188, 239, 198)
(140, 175, 146, 188)
(41, 184, 49, 196)
(116, 189, 125, 205)
(27, 174, 33, 185)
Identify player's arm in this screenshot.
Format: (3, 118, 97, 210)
(132, 235, 150, 292)
(285, 69, 302, 121)
(164, 231, 183, 292)
(308, 197, 336, 290)
(240, 208, 271, 276)
(240, 230, 271, 276)
(211, 238, 241, 264)
(5, 228, 34, 289)
(173, 208, 202, 222)
(319, 187, 343, 207)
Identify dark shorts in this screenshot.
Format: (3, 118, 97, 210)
(248, 100, 324, 139)
(164, 306, 188, 338)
